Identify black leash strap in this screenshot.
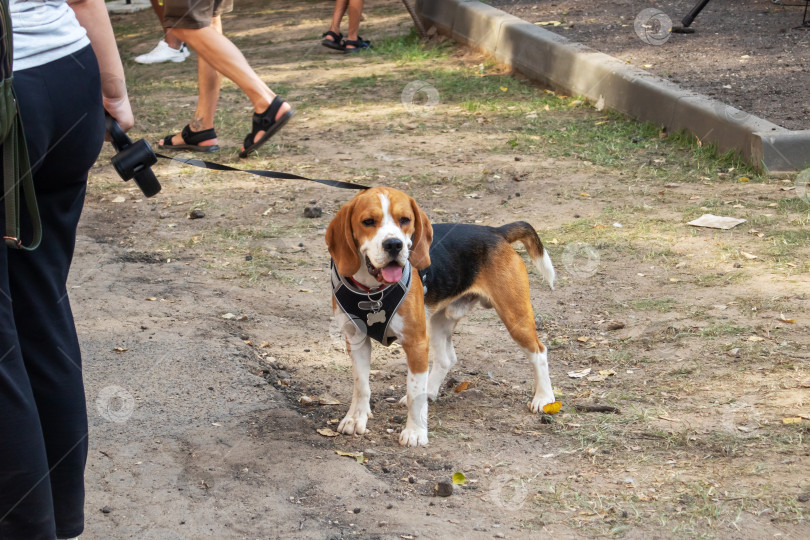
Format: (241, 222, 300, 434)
(154, 153, 369, 191)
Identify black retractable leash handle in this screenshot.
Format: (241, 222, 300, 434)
(105, 116, 369, 193)
(106, 115, 162, 197)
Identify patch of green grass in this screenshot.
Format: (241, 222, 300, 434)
(630, 298, 678, 313)
(372, 30, 454, 62)
(699, 323, 750, 338)
(777, 197, 810, 213)
(765, 228, 810, 258)
(695, 271, 745, 288)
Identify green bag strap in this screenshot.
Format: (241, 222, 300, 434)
(2, 0, 41, 251)
(3, 110, 41, 251)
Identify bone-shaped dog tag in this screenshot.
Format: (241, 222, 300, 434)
(367, 310, 386, 326)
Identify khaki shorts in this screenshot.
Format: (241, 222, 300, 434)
(162, 0, 234, 30)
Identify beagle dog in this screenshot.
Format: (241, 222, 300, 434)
(326, 187, 555, 447)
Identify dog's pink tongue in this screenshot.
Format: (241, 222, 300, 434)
(381, 263, 403, 283)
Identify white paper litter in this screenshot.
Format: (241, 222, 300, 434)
(687, 214, 746, 230)
(567, 367, 592, 378)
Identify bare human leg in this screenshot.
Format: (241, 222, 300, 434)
(162, 17, 291, 148)
(325, 0, 349, 43)
(149, 0, 182, 50)
(344, 0, 365, 49)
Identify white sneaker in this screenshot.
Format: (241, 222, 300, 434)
(134, 40, 190, 64)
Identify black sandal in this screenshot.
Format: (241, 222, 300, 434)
(239, 96, 295, 158)
(343, 37, 372, 53)
(321, 30, 344, 51)
(158, 125, 220, 153)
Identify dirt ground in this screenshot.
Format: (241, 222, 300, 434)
(71, 0, 810, 538)
(490, 0, 810, 131)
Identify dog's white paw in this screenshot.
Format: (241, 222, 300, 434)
(528, 393, 556, 414)
(338, 409, 370, 436)
(399, 426, 428, 447)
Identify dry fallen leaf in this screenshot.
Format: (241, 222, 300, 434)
(318, 395, 341, 406)
(580, 192, 590, 198)
(113, 347, 128, 353)
(454, 381, 471, 392)
(782, 417, 803, 425)
(777, 314, 796, 324)
(299, 396, 314, 406)
(336, 450, 365, 464)
(747, 335, 766, 342)
(317, 428, 339, 437)
(145, 297, 157, 301)
(577, 336, 590, 343)
(740, 251, 758, 260)
(542, 401, 562, 414)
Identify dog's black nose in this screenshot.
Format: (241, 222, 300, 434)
(382, 238, 403, 254)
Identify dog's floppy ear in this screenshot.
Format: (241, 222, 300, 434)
(408, 196, 433, 270)
(326, 198, 361, 276)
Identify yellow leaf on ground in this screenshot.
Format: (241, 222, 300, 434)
(747, 335, 766, 342)
(542, 401, 562, 414)
(778, 314, 796, 324)
(454, 381, 470, 392)
(317, 428, 339, 437)
(452, 472, 467, 485)
(782, 417, 803, 424)
(577, 336, 589, 343)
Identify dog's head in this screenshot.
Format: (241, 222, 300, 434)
(326, 187, 432, 284)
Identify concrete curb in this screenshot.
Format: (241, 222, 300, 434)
(415, 0, 809, 173)
(106, 0, 151, 14)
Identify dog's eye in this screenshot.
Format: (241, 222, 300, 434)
(399, 217, 411, 226)
(362, 218, 376, 227)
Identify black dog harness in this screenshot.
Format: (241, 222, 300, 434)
(331, 261, 412, 346)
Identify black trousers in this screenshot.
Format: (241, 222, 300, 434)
(0, 45, 105, 539)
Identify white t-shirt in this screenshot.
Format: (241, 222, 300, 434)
(10, 0, 90, 71)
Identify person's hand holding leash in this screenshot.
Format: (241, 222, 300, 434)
(101, 72, 134, 135)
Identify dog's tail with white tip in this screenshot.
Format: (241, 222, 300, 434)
(496, 221, 555, 290)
